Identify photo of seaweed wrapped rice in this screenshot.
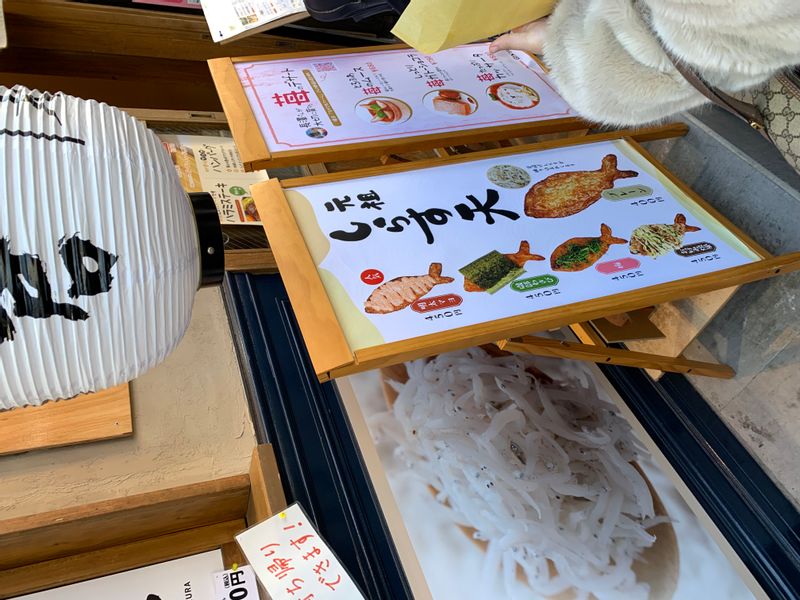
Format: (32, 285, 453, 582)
(460, 241, 544, 293)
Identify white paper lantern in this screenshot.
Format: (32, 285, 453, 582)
(0, 85, 223, 409)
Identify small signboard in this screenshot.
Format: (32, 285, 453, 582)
(213, 565, 259, 600)
(236, 503, 365, 600)
(160, 134, 268, 225)
(251, 134, 800, 381)
(209, 44, 584, 170)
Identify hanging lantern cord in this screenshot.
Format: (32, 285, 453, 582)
(189, 192, 225, 287)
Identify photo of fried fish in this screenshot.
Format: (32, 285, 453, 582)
(364, 262, 454, 314)
(629, 213, 702, 257)
(525, 154, 639, 218)
(551, 224, 627, 272)
(460, 241, 544, 293)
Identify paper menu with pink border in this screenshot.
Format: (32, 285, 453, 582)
(234, 44, 575, 152)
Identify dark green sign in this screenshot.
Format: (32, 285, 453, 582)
(511, 274, 559, 292)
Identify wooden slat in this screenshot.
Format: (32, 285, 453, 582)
(252, 179, 354, 375)
(244, 121, 688, 172)
(123, 108, 229, 126)
(247, 445, 288, 526)
(228, 42, 413, 64)
(0, 384, 132, 456)
(247, 117, 590, 171)
(3, 0, 333, 61)
(0, 475, 250, 569)
(569, 322, 606, 346)
(221, 541, 246, 567)
(505, 336, 735, 379)
(225, 248, 278, 273)
(0, 69, 225, 112)
(627, 287, 739, 379)
(0, 519, 245, 599)
(306, 162, 330, 175)
(280, 125, 689, 188)
(209, 57, 272, 170)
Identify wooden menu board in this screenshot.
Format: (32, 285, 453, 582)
(251, 133, 800, 381)
(209, 43, 586, 170)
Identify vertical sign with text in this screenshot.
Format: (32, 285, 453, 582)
(236, 503, 365, 600)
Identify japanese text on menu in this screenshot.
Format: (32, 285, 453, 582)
(286, 140, 758, 349)
(236, 503, 364, 600)
(235, 45, 574, 150)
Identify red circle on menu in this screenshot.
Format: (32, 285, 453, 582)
(361, 269, 384, 285)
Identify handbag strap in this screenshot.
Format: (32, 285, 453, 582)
(659, 44, 772, 142)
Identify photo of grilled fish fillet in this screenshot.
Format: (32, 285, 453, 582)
(629, 213, 701, 257)
(525, 154, 638, 218)
(364, 262, 454, 314)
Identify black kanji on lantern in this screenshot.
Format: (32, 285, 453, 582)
(0, 236, 118, 344)
(58, 235, 119, 298)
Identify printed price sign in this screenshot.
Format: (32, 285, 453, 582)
(235, 503, 365, 600)
(214, 565, 259, 600)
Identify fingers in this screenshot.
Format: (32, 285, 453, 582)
(489, 31, 535, 55)
(489, 19, 548, 56)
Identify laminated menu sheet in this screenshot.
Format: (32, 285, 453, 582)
(209, 44, 582, 169)
(252, 135, 798, 380)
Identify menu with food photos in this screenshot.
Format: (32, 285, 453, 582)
(214, 44, 581, 169)
(200, 0, 307, 43)
(261, 138, 760, 359)
(159, 134, 268, 224)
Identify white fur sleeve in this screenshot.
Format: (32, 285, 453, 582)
(542, 0, 800, 126)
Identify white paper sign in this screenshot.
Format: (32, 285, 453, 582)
(13, 550, 223, 600)
(235, 503, 364, 600)
(286, 139, 760, 351)
(214, 565, 259, 600)
(201, 0, 304, 43)
(159, 134, 268, 224)
(235, 44, 574, 152)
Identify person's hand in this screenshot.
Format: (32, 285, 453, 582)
(489, 18, 549, 56)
